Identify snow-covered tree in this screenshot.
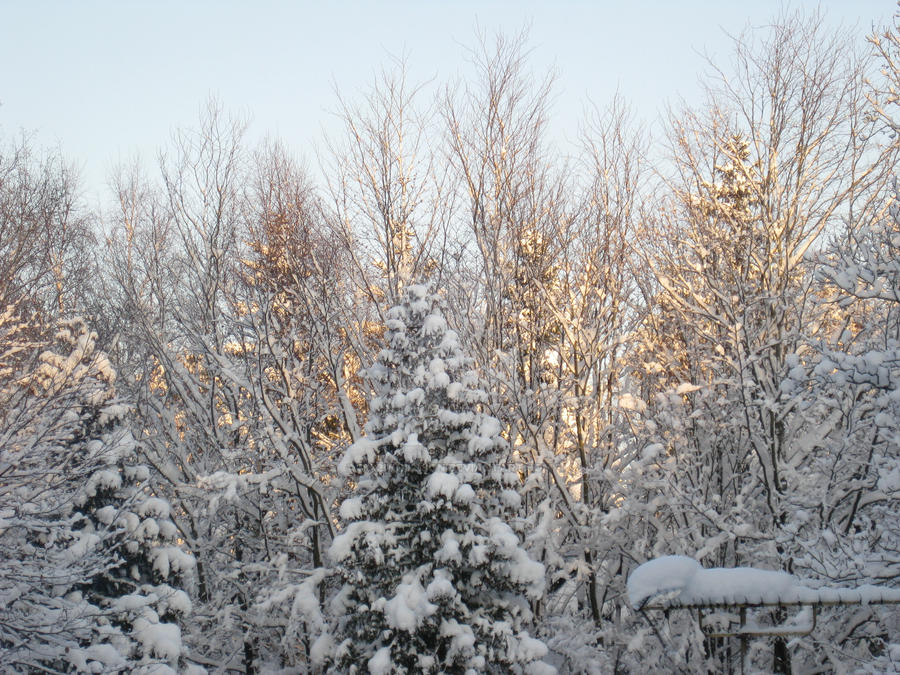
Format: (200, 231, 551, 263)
(0, 314, 196, 672)
(770, 18, 900, 665)
(104, 103, 357, 671)
(619, 12, 896, 672)
(326, 285, 553, 674)
(76, 406, 197, 668)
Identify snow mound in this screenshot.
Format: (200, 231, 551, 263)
(629, 557, 900, 611)
(368, 646, 392, 675)
(381, 578, 437, 632)
(132, 611, 182, 662)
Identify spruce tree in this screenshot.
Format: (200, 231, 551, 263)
(0, 315, 196, 672)
(328, 285, 553, 674)
(68, 322, 196, 671)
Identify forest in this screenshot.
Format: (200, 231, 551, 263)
(2, 8, 900, 674)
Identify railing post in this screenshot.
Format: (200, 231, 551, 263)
(740, 606, 747, 675)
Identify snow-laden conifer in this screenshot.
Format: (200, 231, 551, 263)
(327, 285, 553, 674)
(73, 370, 197, 669)
(0, 315, 197, 673)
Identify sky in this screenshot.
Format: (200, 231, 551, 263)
(0, 1, 893, 207)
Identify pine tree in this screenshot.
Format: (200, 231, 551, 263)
(0, 315, 196, 672)
(69, 328, 197, 671)
(327, 285, 553, 674)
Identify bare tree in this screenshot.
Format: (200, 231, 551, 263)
(441, 37, 654, 673)
(323, 59, 450, 311)
(0, 134, 95, 317)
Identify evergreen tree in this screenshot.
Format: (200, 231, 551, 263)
(327, 285, 553, 674)
(0, 314, 196, 672)
(69, 322, 197, 671)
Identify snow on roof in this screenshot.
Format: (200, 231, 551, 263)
(628, 555, 900, 610)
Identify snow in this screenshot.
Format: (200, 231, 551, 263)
(423, 314, 448, 335)
(87, 469, 122, 494)
(427, 470, 460, 499)
(115, 510, 140, 534)
(430, 371, 451, 388)
(628, 556, 900, 609)
(132, 610, 182, 662)
(151, 546, 196, 580)
(426, 571, 457, 600)
(618, 393, 647, 412)
(339, 497, 364, 520)
(98, 402, 129, 426)
(401, 434, 429, 462)
(368, 646, 392, 675)
(125, 463, 151, 482)
(629, 556, 789, 608)
(83, 644, 127, 669)
(66, 532, 101, 560)
(641, 443, 664, 462)
(506, 551, 547, 591)
(329, 525, 360, 563)
(454, 483, 475, 504)
(136, 517, 160, 540)
(385, 318, 406, 333)
(436, 530, 462, 564)
(468, 543, 488, 566)
(310, 633, 333, 666)
(338, 437, 379, 476)
(440, 618, 476, 659)
(689, 566, 796, 603)
(512, 631, 552, 667)
(111, 592, 154, 612)
(158, 520, 177, 540)
(628, 556, 701, 609)
(488, 518, 521, 553)
(675, 382, 701, 394)
(500, 489, 522, 509)
(329, 522, 387, 564)
(478, 416, 502, 438)
(159, 587, 192, 616)
(381, 578, 437, 631)
(95, 505, 118, 525)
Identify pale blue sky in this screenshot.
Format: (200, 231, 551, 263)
(0, 1, 892, 205)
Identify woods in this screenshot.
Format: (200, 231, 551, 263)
(2, 8, 900, 673)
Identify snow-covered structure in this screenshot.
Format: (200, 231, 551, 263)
(629, 556, 900, 672)
(326, 285, 554, 673)
(627, 556, 816, 670)
(628, 556, 900, 611)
